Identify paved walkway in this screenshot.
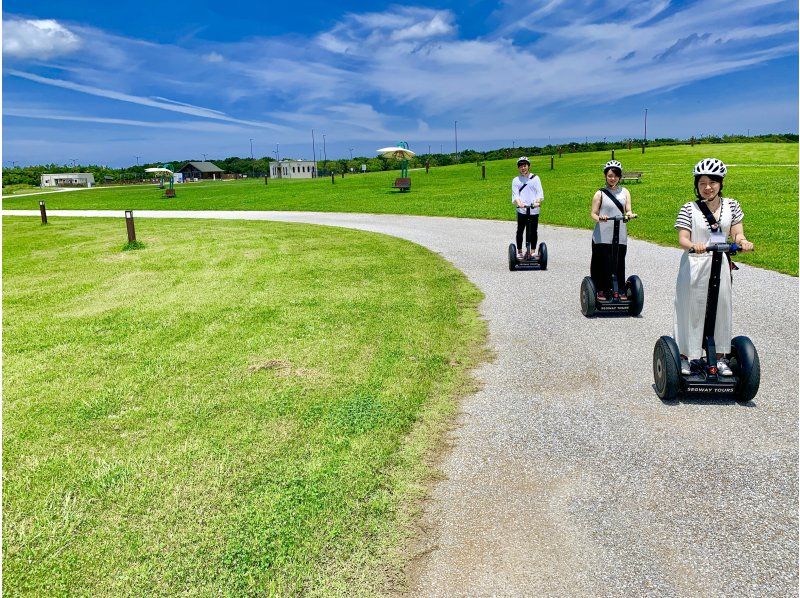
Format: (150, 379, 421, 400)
(4, 210, 798, 596)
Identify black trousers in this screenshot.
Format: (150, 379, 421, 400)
(516, 213, 539, 250)
(591, 241, 627, 294)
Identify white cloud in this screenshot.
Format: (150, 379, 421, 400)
(203, 51, 224, 63)
(3, 18, 81, 59)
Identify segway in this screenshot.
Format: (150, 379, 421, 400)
(580, 215, 643, 316)
(653, 243, 759, 403)
(508, 204, 547, 271)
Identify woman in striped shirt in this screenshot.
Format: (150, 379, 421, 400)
(673, 158, 754, 376)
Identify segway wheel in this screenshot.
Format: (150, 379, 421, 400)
(508, 244, 518, 271)
(730, 336, 760, 403)
(580, 276, 596, 317)
(626, 275, 644, 316)
(538, 242, 548, 270)
(653, 336, 680, 401)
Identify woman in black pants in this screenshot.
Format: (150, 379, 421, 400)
(511, 156, 544, 259)
(590, 160, 635, 300)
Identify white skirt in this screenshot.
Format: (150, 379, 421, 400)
(673, 251, 733, 360)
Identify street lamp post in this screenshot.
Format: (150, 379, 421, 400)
(202, 153, 207, 161)
(249, 138, 254, 177)
(349, 147, 354, 160)
(643, 108, 648, 154)
(135, 156, 141, 166)
(454, 121, 458, 161)
(312, 129, 317, 178)
(322, 134, 327, 170)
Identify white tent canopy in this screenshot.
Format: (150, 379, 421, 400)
(144, 167, 173, 174)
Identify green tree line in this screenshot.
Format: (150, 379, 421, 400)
(4, 134, 796, 187)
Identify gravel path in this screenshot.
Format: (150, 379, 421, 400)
(5, 210, 798, 596)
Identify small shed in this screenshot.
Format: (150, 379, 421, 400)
(270, 159, 316, 179)
(41, 173, 95, 188)
(178, 161, 225, 181)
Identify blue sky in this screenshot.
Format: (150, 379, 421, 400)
(3, 0, 798, 167)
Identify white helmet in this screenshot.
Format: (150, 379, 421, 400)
(693, 158, 727, 178)
(516, 156, 530, 166)
(604, 159, 622, 173)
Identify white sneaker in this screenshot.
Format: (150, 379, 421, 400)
(517, 251, 524, 259)
(717, 358, 733, 376)
(680, 359, 690, 375)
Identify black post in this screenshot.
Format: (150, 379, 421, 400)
(125, 210, 136, 242)
(481, 164, 486, 179)
(39, 200, 47, 224)
(330, 172, 335, 184)
(550, 156, 554, 170)
(611, 149, 615, 159)
(425, 161, 430, 174)
(558, 147, 562, 158)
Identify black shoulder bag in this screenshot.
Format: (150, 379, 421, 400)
(599, 188, 626, 216)
(695, 199, 738, 274)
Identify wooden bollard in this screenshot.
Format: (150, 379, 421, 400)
(481, 164, 486, 179)
(550, 156, 554, 170)
(627, 141, 632, 150)
(264, 176, 269, 185)
(611, 149, 615, 159)
(125, 210, 136, 242)
(558, 147, 562, 158)
(341, 171, 344, 178)
(641, 143, 646, 154)
(330, 172, 335, 184)
(425, 161, 430, 174)
(39, 200, 47, 224)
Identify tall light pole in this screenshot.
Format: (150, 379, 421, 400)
(202, 153, 207, 161)
(135, 156, 141, 166)
(275, 143, 280, 162)
(428, 144, 431, 154)
(249, 138, 254, 177)
(322, 134, 327, 169)
(312, 129, 317, 178)
(454, 120, 458, 160)
(642, 108, 648, 154)
(349, 147, 354, 160)
(70, 158, 78, 168)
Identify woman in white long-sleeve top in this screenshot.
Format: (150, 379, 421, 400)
(511, 156, 544, 259)
(673, 158, 754, 376)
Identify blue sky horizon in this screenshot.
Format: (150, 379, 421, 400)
(3, 0, 798, 168)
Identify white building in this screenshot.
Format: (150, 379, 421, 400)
(41, 173, 95, 188)
(270, 159, 316, 179)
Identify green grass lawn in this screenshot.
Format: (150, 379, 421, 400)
(3, 143, 797, 274)
(2, 217, 487, 595)
(1, 184, 45, 196)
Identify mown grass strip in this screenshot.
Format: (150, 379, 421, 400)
(2, 216, 487, 595)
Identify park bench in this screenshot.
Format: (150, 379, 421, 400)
(392, 177, 411, 192)
(621, 171, 643, 183)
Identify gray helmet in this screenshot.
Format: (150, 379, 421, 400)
(693, 158, 727, 178)
(604, 159, 622, 174)
(516, 156, 530, 166)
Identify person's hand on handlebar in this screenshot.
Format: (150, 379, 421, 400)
(533, 201, 541, 208)
(625, 211, 637, 219)
(599, 214, 608, 222)
(515, 199, 525, 208)
(738, 239, 754, 252)
(692, 242, 707, 253)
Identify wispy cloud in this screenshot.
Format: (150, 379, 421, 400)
(6, 69, 288, 131)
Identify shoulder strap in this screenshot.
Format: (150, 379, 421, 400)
(694, 199, 720, 231)
(599, 188, 625, 216)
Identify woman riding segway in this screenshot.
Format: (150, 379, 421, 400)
(590, 160, 635, 301)
(511, 156, 544, 260)
(672, 158, 754, 376)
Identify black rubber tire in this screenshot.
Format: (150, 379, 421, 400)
(508, 244, 517, 271)
(580, 276, 596, 317)
(626, 275, 644, 316)
(538, 242, 548, 270)
(730, 336, 760, 403)
(653, 336, 681, 401)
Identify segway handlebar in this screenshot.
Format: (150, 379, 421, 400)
(606, 214, 638, 223)
(689, 242, 743, 254)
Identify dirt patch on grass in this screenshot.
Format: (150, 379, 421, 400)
(247, 358, 318, 378)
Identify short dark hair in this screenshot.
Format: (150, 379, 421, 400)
(694, 174, 724, 200)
